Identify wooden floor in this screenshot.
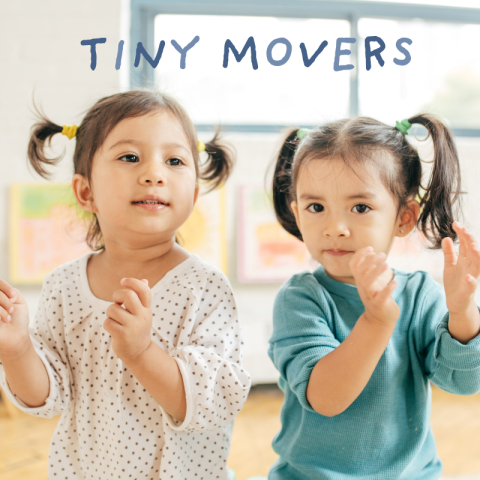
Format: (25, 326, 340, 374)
(1, 384, 480, 480)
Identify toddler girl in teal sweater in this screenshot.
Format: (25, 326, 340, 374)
(268, 116, 480, 479)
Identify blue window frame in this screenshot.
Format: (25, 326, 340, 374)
(130, 0, 480, 136)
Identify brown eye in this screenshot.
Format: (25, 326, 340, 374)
(352, 204, 370, 214)
(119, 154, 138, 163)
(307, 203, 324, 213)
(166, 157, 184, 166)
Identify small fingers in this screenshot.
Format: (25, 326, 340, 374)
(349, 246, 374, 273)
(442, 237, 457, 268)
(0, 290, 14, 316)
(362, 261, 388, 290)
(106, 303, 130, 326)
(0, 305, 12, 323)
(103, 316, 124, 336)
(0, 280, 17, 302)
(112, 288, 142, 315)
(357, 252, 387, 279)
(376, 280, 398, 304)
(120, 278, 151, 309)
(453, 222, 471, 258)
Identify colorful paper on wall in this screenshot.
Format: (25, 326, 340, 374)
(177, 187, 227, 273)
(9, 183, 91, 285)
(237, 184, 311, 283)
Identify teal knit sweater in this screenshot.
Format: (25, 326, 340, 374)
(268, 266, 480, 480)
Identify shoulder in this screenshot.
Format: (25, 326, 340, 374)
(40, 255, 86, 303)
(276, 270, 327, 307)
(273, 271, 329, 324)
(169, 255, 234, 307)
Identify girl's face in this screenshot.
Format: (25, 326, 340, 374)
(291, 157, 408, 285)
(77, 111, 198, 247)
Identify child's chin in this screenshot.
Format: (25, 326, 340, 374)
(324, 266, 353, 281)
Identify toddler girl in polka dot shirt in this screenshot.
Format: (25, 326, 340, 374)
(0, 90, 251, 479)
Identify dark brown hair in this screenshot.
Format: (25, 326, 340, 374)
(272, 114, 462, 249)
(28, 90, 235, 251)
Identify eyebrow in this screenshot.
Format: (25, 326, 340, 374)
(108, 139, 190, 153)
(299, 192, 377, 202)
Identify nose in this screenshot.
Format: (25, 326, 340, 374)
(138, 160, 164, 186)
(323, 214, 350, 238)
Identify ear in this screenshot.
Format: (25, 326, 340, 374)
(290, 200, 302, 236)
(396, 199, 420, 237)
(72, 174, 98, 213)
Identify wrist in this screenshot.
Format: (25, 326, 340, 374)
(362, 312, 398, 330)
(448, 298, 479, 320)
(120, 338, 153, 367)
(448, 302, 480, 344)
(0, 334, 34, 363)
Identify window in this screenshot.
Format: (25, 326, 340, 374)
(131, 0, 480, 134)
(153, 14, 350, 126)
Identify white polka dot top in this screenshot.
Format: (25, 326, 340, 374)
(0, 252, 251, 479)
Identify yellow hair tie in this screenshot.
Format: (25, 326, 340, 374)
(62, 124, 78, 140)
(197, 140, 205, 152)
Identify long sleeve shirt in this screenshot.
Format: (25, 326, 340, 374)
(0, 252, 251, 480)
(268, 265, 480, 480)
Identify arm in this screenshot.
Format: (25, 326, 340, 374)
(307, 314, 395, 416)
(420, 285, 480, 396)
(419, 222, 480, 396)
(0, 277, 71, 416)
(105, 274, 250, 430)
(1, 339, 50, 408)
(442, 223, 480, 344)
(122, 340, 186, 421)
(306, 247, 399, 416)
(104, 277, 187, 420)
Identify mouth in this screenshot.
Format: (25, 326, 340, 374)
(325, 249, 352, 257)
(131, 196, 170, 210)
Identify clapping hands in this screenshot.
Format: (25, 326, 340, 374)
(349, 247, 399, 327)
(442, 222, 480, 317)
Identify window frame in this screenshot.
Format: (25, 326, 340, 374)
(130, 0, 480, 136)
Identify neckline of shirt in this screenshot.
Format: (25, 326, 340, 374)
(78, 251, 200, 309)
(313, 264, 408, 302)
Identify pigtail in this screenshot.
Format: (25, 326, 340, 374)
(409, 114, 462, 248)
(272, 128, 303, 241)
(199, 128, 236, 192)
(27, 108, 65, 179)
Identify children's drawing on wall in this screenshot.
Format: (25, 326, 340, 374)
(9, 183, 91, 284)
(237, 184, 312, 283)
(177, 187, 227, 272)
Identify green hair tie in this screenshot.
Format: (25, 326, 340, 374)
(395, 119, 412, 135)
(297, 128, 310, 140)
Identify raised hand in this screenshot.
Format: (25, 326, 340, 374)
(349, 246, 399, 326)
(0, 279, 31, 361)
(442, 222, 480, 316)
(104, 278, 153, 362)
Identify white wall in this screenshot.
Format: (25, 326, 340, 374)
(0, 0, 125, 314)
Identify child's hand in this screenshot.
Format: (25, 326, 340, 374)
(442, 222, 480, 316)
(0, 280, 31, 361)
(104, 278, 153, 363)
(349, 247, 399, 326)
